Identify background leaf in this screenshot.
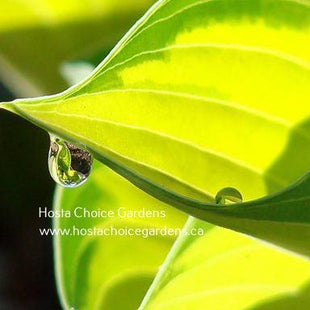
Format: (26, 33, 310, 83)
(141, 218, 310, 310)
(0, 0, 155, 96)
(53, 161, 185, 310)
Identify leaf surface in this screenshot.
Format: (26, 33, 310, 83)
(141, 218, 310, 310)
(1, 0, 310, 255)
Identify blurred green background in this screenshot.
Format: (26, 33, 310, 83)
(0, 83, 58, 309)
(0, 0, 155, 308)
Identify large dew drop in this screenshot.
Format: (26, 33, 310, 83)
(48, 135, 92, 188)
(215, 187, 243, 205)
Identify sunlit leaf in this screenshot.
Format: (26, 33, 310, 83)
(1, 0, 310, 256)
(141, 218, 310, 310)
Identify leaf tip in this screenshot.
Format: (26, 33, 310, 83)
(0, 101, 15, 113)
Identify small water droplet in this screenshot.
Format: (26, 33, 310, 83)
(48, 135, 92, 188)
(215, 187, 243, 204)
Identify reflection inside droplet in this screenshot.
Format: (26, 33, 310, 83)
(48, 135, 92, 188)
(215, 187, 243, 205)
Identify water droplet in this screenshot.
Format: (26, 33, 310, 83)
(215, 187, 243, 205)
(48, 135, 92, 188)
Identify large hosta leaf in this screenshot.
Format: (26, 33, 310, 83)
(0, 0, 155, 96)
(141, 218, 310, 310)
(54, 161, 185, 309)
(1, 0, 310, 255)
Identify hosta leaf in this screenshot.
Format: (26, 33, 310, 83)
(1, 0, 310, 255)
(54, 161, 185, 310)
(0, 0, 155, 96)
(141, 218, 310, 310)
